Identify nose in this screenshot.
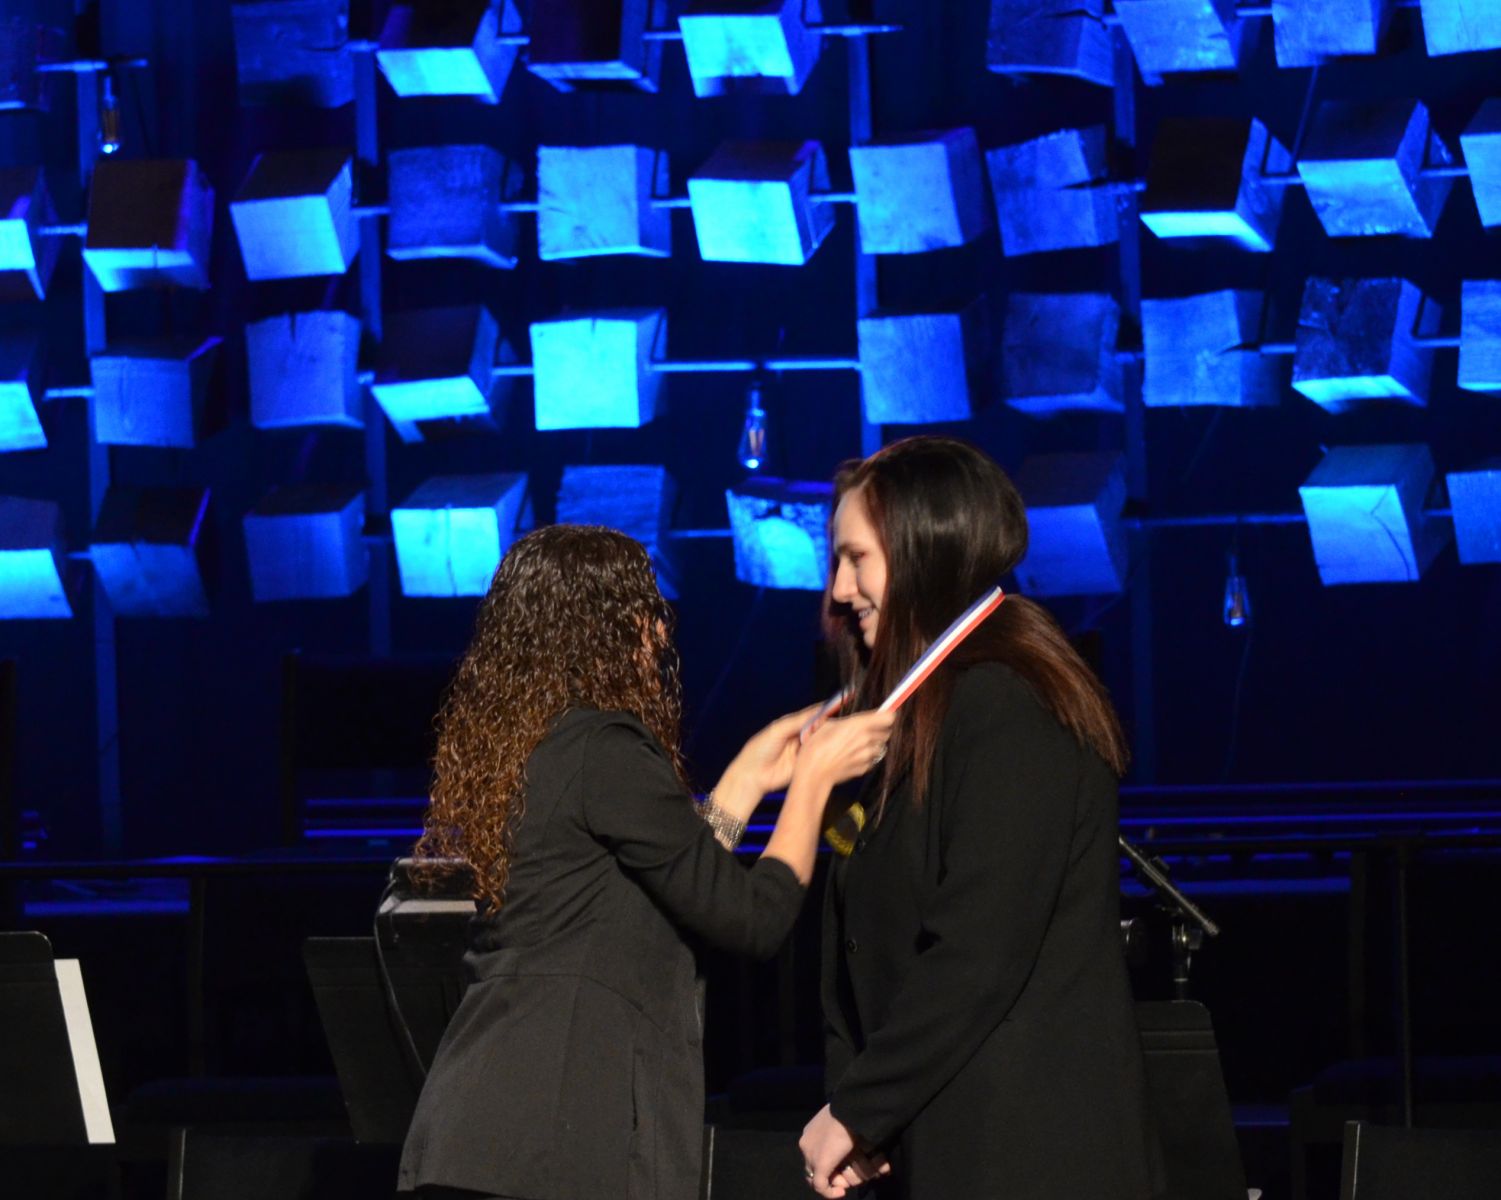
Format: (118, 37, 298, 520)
(831, 557, 856, 605)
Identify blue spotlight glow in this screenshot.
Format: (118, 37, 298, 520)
(1222, 551, 1250, 627)
(737, 381, 768, 471)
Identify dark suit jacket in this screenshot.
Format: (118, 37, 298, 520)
(399, 708, 805, 1200)
(823, 663, 1160, 1199)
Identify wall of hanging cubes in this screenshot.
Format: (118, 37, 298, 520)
(2, 0, 1500, 847)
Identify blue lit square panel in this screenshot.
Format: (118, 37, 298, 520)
(1002, 292, 1122, 415)
(1292, 278, 1433, 410)
(372, 307, 499, 438)
(243, 484, 367, 601)
(986, 126, 1117, 256)
(850, 129, 989, 254)
(1447, 459, 1501, 565)
(679, 0, 822, 97)
(537, 145, 670, 260)
(0, 331, 45, 452)
(1271, 0, 1389, 67)
(377, 0, 522, 102)
(526, 0, 661, 92)
(91, 487, 211, 618)
(1419, 0, 1501, 55)
(391, 473, 528, 597)
(726, 478, 833, 591)
(83, 159, 214, 291)
(0, 166, 58, 300)
(1460, 100, 1501, 230)
(1458, 280, 1501, 395)
(689, 140, 834, 265)
(1297, 99, 1453, 238)
(231, 0, 355, 107)
(857, 311, 980, 424)
(1141, 118, 1290, 252)
(530, 309, 664, 430)
(557, 464, 678, 597)
(90, 339, 219, 448)
(1013, 452, 1127, 596)
(246, 310, 363, 429)
(0, 497, 70, 619)
(986, 0, 1114, 87)
(231, 149, 357, 280)
(1142, 291, 1278, 408)
(388, 144, 518, 268)
(1114, 0, 1242, 76)
(1299, 444, 1446, 584)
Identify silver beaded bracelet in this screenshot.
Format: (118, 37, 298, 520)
(700, 791, 747, 851)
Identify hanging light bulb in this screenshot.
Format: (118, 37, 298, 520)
(99, 74, 121, 156)
(736, 379, 768, 472)
(1222, 549, 1250, 628)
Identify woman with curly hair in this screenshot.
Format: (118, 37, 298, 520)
(398, 524, 892, 1200)
(798, 437, 1159, 1199)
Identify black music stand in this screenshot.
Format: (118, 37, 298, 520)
(0, 931, 115, 1146)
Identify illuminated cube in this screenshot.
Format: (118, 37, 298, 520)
(1002, 293, 1122, 415)
(0, 19, 47, 112)
(372, 307, 498, 438)
(0, 167, 58, 301)
(1292, 278, 1434, 411)
(537, 144, 670, 260)
(377, 0, 523, 103)
(1460, 100, 1501, 230)
(986, 0, 1114, 87)
(857, 309, 988, 424)
(1458, 280, 1501, 394)
(231, 0, 355, 107)
(231, 149, 357, 280)
(90, 487, 211, 618)
(83, 159, 214, 291)
(243, 484, 367, 601)
(1013, 453, 1127, 596)
(526, 0, 661, 92)
(1419, 0, 1501, 56)
(391, 473, 529, 597)
(1271, 0, 1391, 67)
(1299, 444, 1445, 584)
(849, 129, 989, 255)
(0, 497, 70, 619)
(1141, 291, 1277, 408)
(689, 141, 834, 266)
(90, 339, 219, 448)
(679, 0, 823, 97)
(987, 127, 1118, 256)
(1114, 0, 1243, 77)
(557, 464, 678, 596)
(1297, 99, 1453, 238)
(725, 478, 833, 590)
(1446, 460, 1501, 564)
(387, 144, 517, 268)
(530, 309, 664, 430)
(245, 311, 363, 429)
(1141, 118, 1291, 252)
(0, 332, 45, 453)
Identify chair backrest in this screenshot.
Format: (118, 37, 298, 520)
(1340, 1121, 1501, 1200)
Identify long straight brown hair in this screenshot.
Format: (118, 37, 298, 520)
(826, 437, 1128, 814)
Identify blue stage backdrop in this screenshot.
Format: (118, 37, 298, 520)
(0, 0, 1497, 855)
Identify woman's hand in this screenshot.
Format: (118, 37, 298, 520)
(712, 703, 826, 824)
(791, 709, 896, 794)
(800, 1105, 890, 1197)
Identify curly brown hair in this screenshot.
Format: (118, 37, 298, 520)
(413, 525, 684, 912)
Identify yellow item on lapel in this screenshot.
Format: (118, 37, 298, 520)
(823, 802, 866, 858)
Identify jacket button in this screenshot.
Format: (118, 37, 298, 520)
(845, 937, 859, 954)
(853, 837, 866, 853)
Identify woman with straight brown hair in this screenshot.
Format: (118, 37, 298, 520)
(398, 525, 892, 1200)
(798, 437, 1160, 1199)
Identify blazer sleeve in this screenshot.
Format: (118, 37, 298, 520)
(580, 715, 807, 961)
(828, 665, 1081, 1147)
(821, 862, 858, 1095)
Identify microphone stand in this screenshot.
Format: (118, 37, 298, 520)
(1119, 835, 1221, 1001)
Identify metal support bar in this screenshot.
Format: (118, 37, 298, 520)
(39, 223, 89, 238)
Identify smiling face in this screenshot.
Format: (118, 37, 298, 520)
(831, 486, 888, 649)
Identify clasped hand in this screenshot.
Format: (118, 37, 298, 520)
(800, 1104, 891, 1197)
(732, 705, 895, 797)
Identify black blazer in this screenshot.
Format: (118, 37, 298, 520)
(823, 663, 1161, 1199)
(399, 708, 805, 1200)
